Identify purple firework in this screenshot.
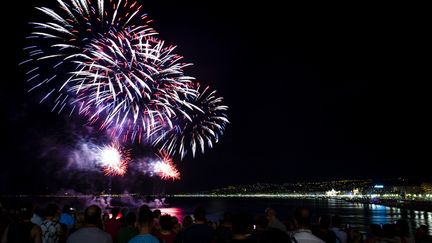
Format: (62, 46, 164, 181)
(22, 0, 229, 161)
(152, 84, 229, 159)
(22, 0, 197, 142)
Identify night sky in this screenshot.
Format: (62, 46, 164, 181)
(0, 1, 429, 193)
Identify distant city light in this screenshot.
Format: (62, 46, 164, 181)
(326, 189, 340, 196)
(374, 185, 384, 189)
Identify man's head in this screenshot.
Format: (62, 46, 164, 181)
(18, 203, 34, 220)
(138, 208, 154, 228)
(45, 204, 60, 218)
(63, 205, 72, 214)
(84, 205, 102, 225)
(319, 215, 332, 228)
(153, 209, 161, 219)
(265, 208, 276, 219)
(294, 206, 311, 228)
(160, 214, 173, 231)
(125, 212, 137, 226)
(193, 205, 206, 222)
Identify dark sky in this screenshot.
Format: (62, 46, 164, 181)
(0, 1, 430, 193)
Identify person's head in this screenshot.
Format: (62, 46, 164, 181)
(18, 203, 34, 220)
(294, 206, 311, 228)
(125, 212, 137, 226)
(33, 204, 42, 217)
(419, 225, 429, 234)
(395, 219, 410, 236)
(193, 205, 206, 222)
(45, 203, 60, 218)
(74, 212, 85, 228)
(182, 215, 193, 228)
(223, 211, 233, 224)
(232, 214, 251, 235)
(160, 214, 173, 231)
(171, 216, 179, 225)
(319, 215, 332, 229)
(84, 205, 102, 225)
(419, 225, 429, 233)
(139, 204, 150, 214)
(121, 207, 128, 215)
(137, 208, 154, 230)
(415, 225, 429, 239)
(254, 214, 269, 230)
(265, 208, 276, 219)
(285, 217, 296, 231)
(383, 224, 396, 238)
(63, 205, 72, 214)
(102, 212, 109, 222)
(153, 209, 161, 219)
(369, 224, 383, 237)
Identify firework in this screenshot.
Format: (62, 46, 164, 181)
(70, 34, 196, 142)
(23, 0, 156, 101)
(23, 0, 196, 142)
(24, 0, 230, 174)
(152, 85, 229, 159)
(150, 151, 180, 180)
(97, 142, 130, 176)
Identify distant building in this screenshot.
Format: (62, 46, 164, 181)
(391, 186, 423, 194)
(326, 189, 340, 196)
(421, 183, 432, 194)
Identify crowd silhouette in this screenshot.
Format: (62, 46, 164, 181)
(1, 201, 431, 243)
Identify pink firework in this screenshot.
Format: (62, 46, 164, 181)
(152, 151, 180, 180)
(98, 143, 130, 176)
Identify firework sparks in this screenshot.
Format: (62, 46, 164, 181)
(70, 34, 196, 142)
(24, 0, 198, 143)
(97, 143, 130, 176)
(24, 0, 229, 177)
(150, 151, 180, 180)
(153, 84, 229, 159)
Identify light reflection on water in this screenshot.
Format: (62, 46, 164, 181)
(161, 198, 432, 234)
(158, 207, 184, 221)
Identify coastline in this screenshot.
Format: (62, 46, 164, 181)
(344, 198, 432, 212)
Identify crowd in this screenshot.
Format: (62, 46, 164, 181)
(0, 201, 431, 243)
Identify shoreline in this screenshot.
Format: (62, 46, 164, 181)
(344, 198, 432, 212)
(1, 194, 432, 212)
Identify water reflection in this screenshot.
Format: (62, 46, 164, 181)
(159, 207, 184, 221)
(165, 198, 431, 235)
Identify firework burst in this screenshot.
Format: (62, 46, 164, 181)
(97, 142, 130, 176)
(23, 0, 196, 142)
(150, 151, 180, 180)
(23, 0, 230, 178)
(69, 34, 196, 142)
(153, 84, 229, 159)
(23, 0, 156, 102)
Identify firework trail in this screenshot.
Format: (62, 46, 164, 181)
(152, 84, 229, 159)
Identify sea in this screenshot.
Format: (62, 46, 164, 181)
(163, 197, 432, 235)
